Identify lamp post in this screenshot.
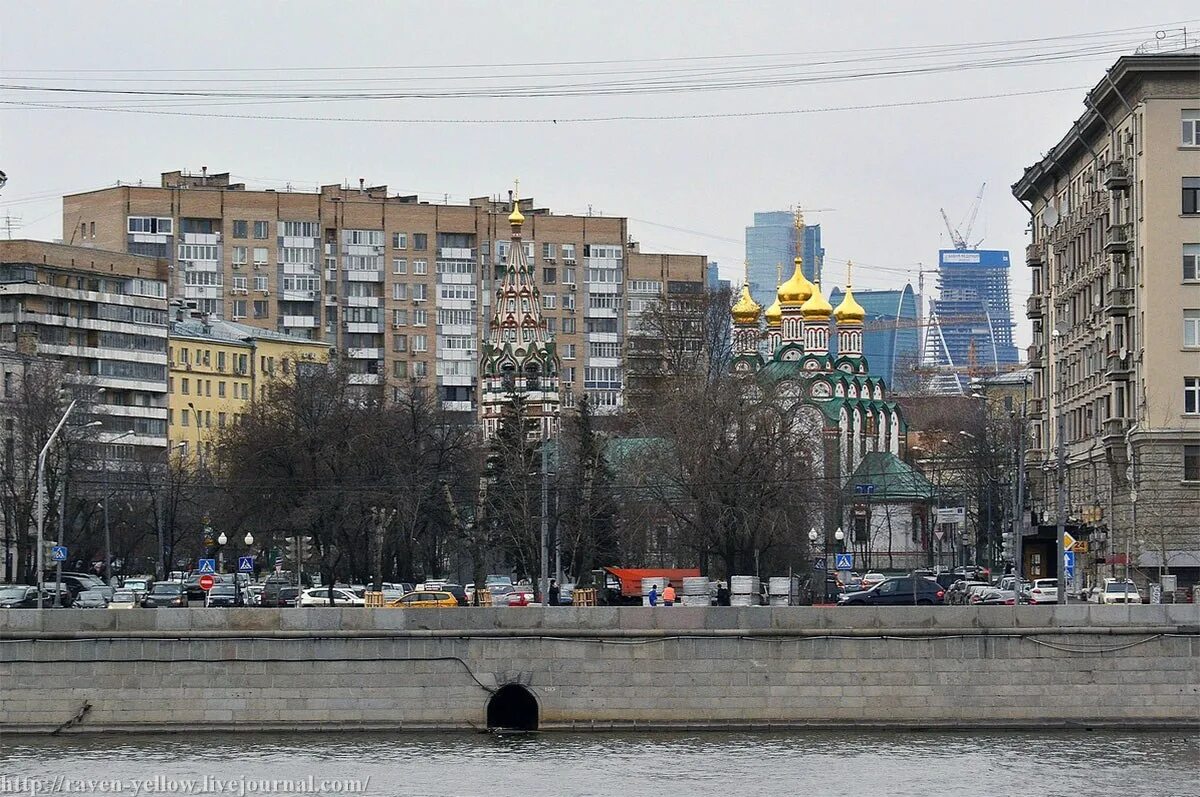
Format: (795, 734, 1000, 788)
(808, 527, 821, 603)
(218, 531, 254, 605)
(99, 430, 134, 586)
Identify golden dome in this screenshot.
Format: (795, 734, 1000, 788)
(764, 294, 782, 327)
(731, 283, 762, 325)
(801, 282, 832, 320)
(778, 258, 813, 305)
(834, 285, 866, 324)
(508, 203, 525, 226)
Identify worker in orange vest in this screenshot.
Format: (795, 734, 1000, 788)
(662, 582, 676, 607)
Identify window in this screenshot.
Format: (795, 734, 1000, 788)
(232, 220, 248, 238)
(562, 318, 576, 334)
(392, 334, 408, 352)
(543, 294, 556, 310)
(439, 284, 476, 301)
(232, 276, 248, 292)
(1184, 110, 1200, 146)
(232, 299, 247, 319)
(253, 221, 270, 239)
(1186, 377, 1200, 415)
(562, 343, 576, 359)
(412, 233, 428, 251)
(561, 244, 576, 262)
(181, 378, 190, 395)
(1185, 445, 1200, 482)
(89, 221, 95, 238)
(128, 216, 172, 234)
(412, 283, 429, 301)
(178, 244, 219, 261)
(392, 309, 408, 326)
(413, 309, 427, 326)
(1185, 310, 1200, 348)
(1185, 178, 1200, 215)
(255, 276, 269, 292)
(218, 381, 226, 398)
(410, 259, 426, 275)
(253, 247, 268, 267)
(412, 361, 427, 377)
(412, 334, 428, 352)
(253, 300, 269, 318)
(280, 221, 318, 238)
(393, 257, 407, 274)
(589, 341, 621, 359)
(393, 361, 408, 379)
(543, 267, 556, 284)
(391, 283, 407, 301)
(392, 233, 407, 249)
(232, 246, 247, 266)
(542, 242, 557, 259)
(1185, 244, 1200, 282)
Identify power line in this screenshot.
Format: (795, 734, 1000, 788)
(0, 85, 1090, 125)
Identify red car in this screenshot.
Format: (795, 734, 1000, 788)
(506, 587, 533, 607)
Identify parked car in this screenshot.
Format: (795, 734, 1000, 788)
(485, 574, 513, 588)
(838, 577, 945, 606)
(205, 584, 239, 608)
(945, 580, 990, 605)
(859, 572, 887, 591)
(507, 586, 535, 607)
(1025, 578, 1059, 604)
(122, 578, 152, 599)
(298, 587, 364, 607)
(933, 572, 962, 591)
(438, 583, 469, 606)
(141, 582, 187, 608)
(73, 589, 110, 608)
(0, 585, 42, 608)
(1099, 579, 1142, 604)
(184, 573, 209, 602)
(40, 583, 75, 607)
(108, 589, 139, 609)
(387, 590, 458, 608)
(975, 588, 1017, 605)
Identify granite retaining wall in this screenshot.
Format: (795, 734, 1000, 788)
(1, 605, 1197, 732)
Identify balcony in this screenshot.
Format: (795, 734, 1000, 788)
(1026, 343, 1044, 363)
(347, 373, 382, 386)
(1025, 294, 1045, 319)
(1103, 223, 1132, 254)
(441, 400, 474, 412)
(282, 289, 318, 302)
(1025, 242, 1045, 267)
(1102, 417, 1129, 441)
(1104, 286, 1133, 316)
(1105, 352, 1132, 380)
(1027, 397, 1045, 419)
(344, 321, 384, 334)
(346, 269, 384, 283)
(346, 347, 382, 359)
(280, 315, 318, 328)
(1104, 161, 1130, 191)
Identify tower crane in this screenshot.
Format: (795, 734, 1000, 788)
(939, 183, 986, 250)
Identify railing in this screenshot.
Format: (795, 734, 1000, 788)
(1104, 223, 1132, 253)
(1025, 242, 1045, 267)
(1104, 286, 1133, 315)
(1025, 295, 1045, 318)
(1104, 161, 1130, 190)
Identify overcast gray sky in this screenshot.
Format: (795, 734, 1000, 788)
(2, 0, 1196, 348)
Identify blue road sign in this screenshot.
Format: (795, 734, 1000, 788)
(1063, 551, 1076, 580)
(812, 557, 827, 572)
(835, 553, 854, 570)
(855, 484, 876, 495)
(197, 558, 216, 574)
(237, 556, 255, 573)
(50, 545, 67, 562)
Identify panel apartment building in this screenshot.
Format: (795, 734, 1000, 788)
(0, 240, 170, 459)
(64, 171, 706, 415)
(1011, 50, 1200, 585)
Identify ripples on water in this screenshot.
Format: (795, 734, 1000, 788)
(2, 731, 1197, 796)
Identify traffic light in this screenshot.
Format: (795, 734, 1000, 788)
(1001, 531, 1013, 559)
(284, 536, 313, 564)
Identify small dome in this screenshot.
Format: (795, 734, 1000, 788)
(731, 283, 762, 325)
(764, 294, 782, 327)
(834, 285, 866, 324)
(778, 258, 813, 305)
(801, 282, 832, 320)
(508, 203, 525, 225)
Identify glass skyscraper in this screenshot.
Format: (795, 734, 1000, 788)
(829, 283, 920, 392)
(744, 211, 824, 306)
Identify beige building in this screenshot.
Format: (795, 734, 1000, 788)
(1012, 51, 1200, 585)
(64, 172, 705, 416)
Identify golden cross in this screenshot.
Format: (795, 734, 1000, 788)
(513, 178, 520, 203)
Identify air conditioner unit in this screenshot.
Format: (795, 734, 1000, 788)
(392, 323, 404, 330)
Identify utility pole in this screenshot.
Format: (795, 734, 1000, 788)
(1013, 376, 1028, 592)
(1056, 411, 1067, 605)
(539, 438, 549, 603)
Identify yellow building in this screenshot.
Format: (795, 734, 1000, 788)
(168, 306, 330, 463)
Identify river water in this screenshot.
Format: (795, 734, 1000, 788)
(1, 731, 1196, 797)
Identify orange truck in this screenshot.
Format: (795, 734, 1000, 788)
(601, 567, 702, 605)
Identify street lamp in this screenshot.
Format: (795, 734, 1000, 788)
(217, 531, 254, 605)
(99, 429, 135, 586)
(834, 527, 845, 550)
(35, 401, 99, 609)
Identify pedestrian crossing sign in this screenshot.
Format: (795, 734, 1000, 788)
(197, 558, 216, 574)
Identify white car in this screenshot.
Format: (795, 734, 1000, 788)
(1099, 580, 1142, 604)
(298, 587, 365, 607)
(860, 572, 887, 590)
(1027, 578, 1059, 604)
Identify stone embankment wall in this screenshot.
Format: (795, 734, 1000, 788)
(1, 605, 1197, 732)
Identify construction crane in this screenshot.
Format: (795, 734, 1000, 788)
(939, 183, 986, 250)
